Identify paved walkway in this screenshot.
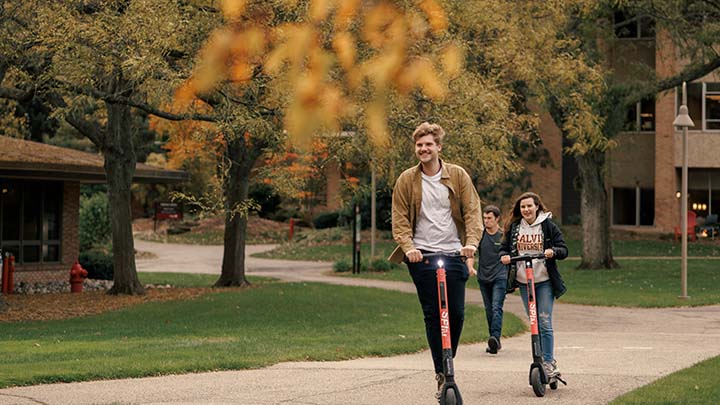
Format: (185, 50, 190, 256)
(1, 240, 719, 404)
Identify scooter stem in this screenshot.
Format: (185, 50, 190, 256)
(437, 264, 454, 378)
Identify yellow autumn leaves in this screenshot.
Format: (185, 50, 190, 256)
(180, 0, 463, 148)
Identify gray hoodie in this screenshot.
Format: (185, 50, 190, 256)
(515, 211, 552, 284)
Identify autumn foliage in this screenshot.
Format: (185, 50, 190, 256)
(180, 0, 463, 148)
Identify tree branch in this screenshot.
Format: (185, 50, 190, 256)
(0, 85, 34, 102)
(625, 56, 720, 104)
(116, 96, 220, 122)
(64, 111, 104, 146)
(216, 88, 279, 117)
(40, 91, 103, 146)
(65, 83, 221, 122)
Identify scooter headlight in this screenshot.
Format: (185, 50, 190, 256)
(437, 259, 444, 268)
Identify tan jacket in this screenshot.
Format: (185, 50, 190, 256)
(388, 160, 483, 263)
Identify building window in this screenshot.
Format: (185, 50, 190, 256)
(676, 82, 720, 131)
(624, 97, 655, 132)
(705, 83, 720, 130)
(1, 181, 62, 264)
(613, 187, 654, 226)
(614, 11, 655, 39)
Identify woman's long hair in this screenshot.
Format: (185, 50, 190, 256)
(503, 192, 548, 234)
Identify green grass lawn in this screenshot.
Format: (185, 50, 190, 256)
(0, 273, 526, 388)
(560, 259, 720, 307)
(255, 237, 720, 261)
(611, 355, 720, 404)
(139, 229, 227, 245)
(139, 272, 249, 287)
(253, 240, 399, 262)
(331, 258, 720, 307)
(565, 238, 720, 257)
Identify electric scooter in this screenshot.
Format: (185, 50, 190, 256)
(414, 252, 465, 405)
(508, 253, 567, 397)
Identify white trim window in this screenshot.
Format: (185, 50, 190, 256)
(705, 83, 720, 130)
(624, 97, 655, 132)
(614, 11, 655, 39)
(676, 82, 720, 132)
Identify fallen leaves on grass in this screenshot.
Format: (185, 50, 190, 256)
(0, 288, 210, 323)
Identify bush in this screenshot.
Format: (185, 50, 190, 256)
(79, 249, 114, 280)
(313, 211, 340, 229)
(167, 225, 192, 235)
(333, 259, 352, 273)
(269, 206, 301, 222)
(79, 192, 112, 251)
(369, 258, 393, 272)
(249, 182, 282, 219)
(334, 259, 370, 273)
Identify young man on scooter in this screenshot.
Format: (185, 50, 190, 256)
(388, 122, 483, 399)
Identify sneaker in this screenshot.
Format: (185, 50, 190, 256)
(435, 373, 445, 399)
(486, 336, 500, 354)
(543, 360, 559, 378)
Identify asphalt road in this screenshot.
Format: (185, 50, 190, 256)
(1, 240, 719, 404)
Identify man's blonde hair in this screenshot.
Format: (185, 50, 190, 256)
(412, 122, 445, 145)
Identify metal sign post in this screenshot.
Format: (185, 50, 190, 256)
(352, 204, 361, 274)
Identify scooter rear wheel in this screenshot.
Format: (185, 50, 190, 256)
(530, 368, 546, 397)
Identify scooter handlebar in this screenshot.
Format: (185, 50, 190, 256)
(507, 253, 546, 263)
(403, 251, 466, 264)
(419, 251, 464, 258)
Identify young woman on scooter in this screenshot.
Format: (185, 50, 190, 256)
(499, 192, 568, 379)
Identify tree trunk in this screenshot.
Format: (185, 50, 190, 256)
(576, 152, 618, 269)
(215, 134, 256, 287)
(103, 100, 145, 295)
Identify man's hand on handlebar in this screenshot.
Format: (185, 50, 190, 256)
(544, 248, 554, 259)
(500, 254, 511, 265)
(405, 249, 423, 263)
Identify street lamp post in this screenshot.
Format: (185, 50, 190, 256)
(673, 82, 694, 299)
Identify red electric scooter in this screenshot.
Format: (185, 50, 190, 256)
(418, 252, 464, 405)
(509, 253, 567, 397)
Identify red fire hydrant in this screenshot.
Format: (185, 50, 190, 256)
(70, 261, 88, 293)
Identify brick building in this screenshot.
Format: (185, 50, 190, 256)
(0, 136, 186, 284)
(527, 17, 720, 234)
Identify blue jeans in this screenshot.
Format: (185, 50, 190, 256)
(477, 277, 507, 340)
(518, 281, 555, 362)
(407, 255, 468, 374)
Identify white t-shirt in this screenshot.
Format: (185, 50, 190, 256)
(412, 170, 462, 252)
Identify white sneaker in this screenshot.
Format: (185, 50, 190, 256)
(543, 360, 559, 377)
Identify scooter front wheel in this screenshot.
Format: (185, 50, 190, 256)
(440, 387, 459, 405)
(530, 368, 546, 397)
(549, 380, 558, 390)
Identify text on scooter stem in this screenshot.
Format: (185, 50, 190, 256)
(529, 305, 537, 325)
(440, 311, 450, 338)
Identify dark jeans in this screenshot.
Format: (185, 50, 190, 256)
(477, 277, 507, 340)
(407, 255, 469, 374)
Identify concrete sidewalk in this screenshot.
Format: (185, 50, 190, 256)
(1, 240, 719, 404)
